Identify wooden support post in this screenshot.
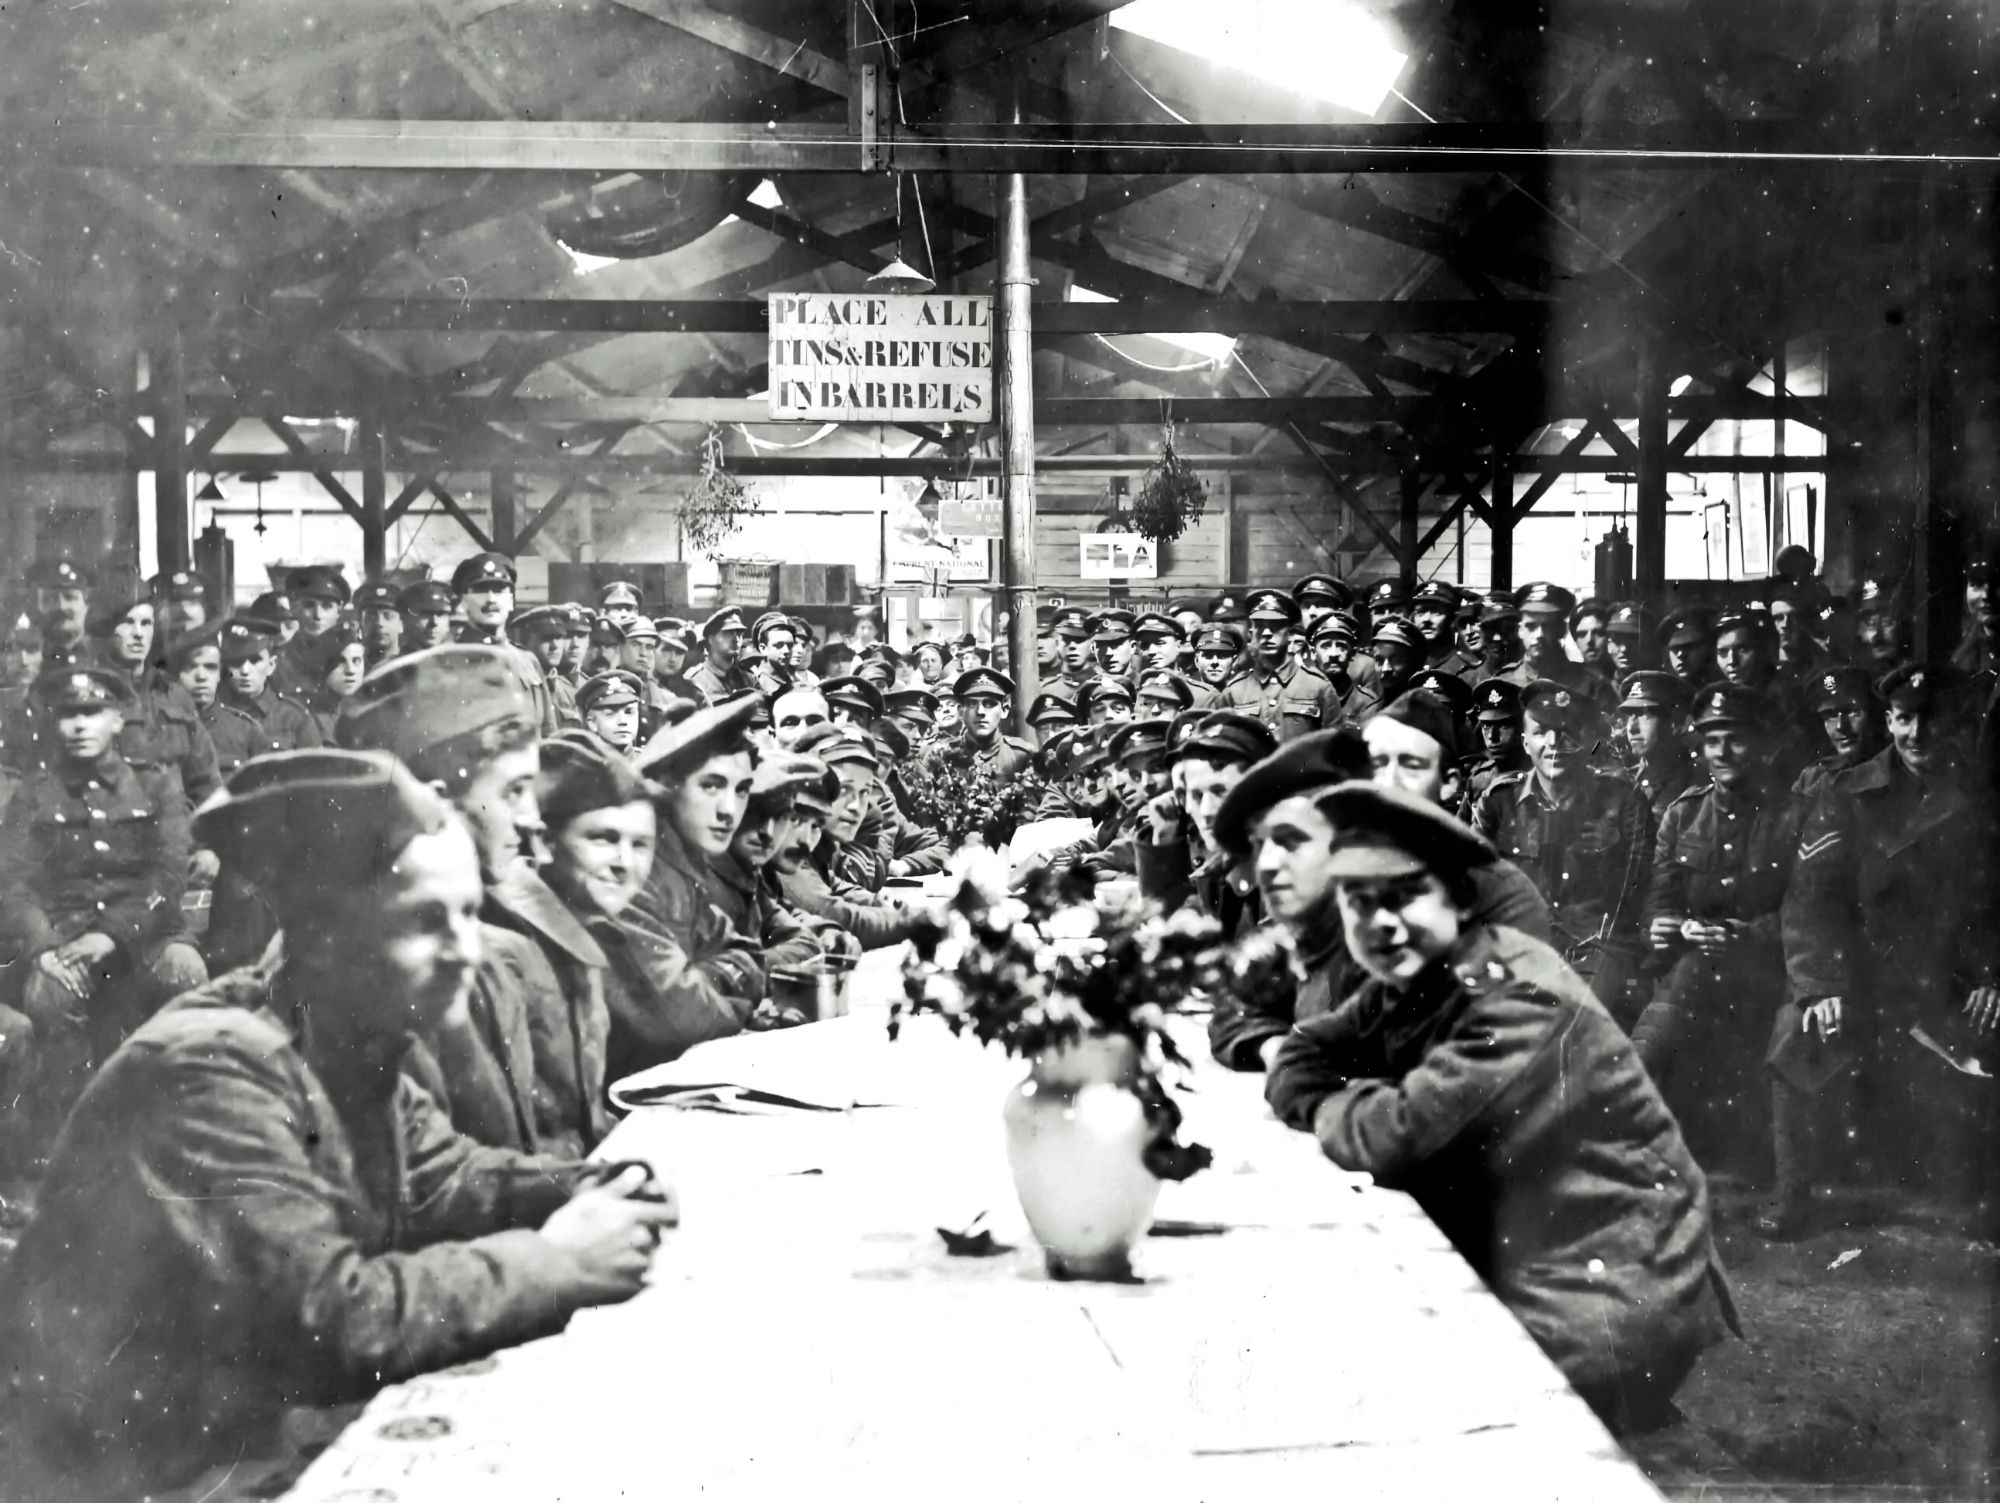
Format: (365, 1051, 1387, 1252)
(360, 417, 388, 579)
(1635, 345, 1670, 605)
(1218, 447, 1238, 585)
(491, 468, 518, 555)
(153, 332, 191, 572)
(1399, 469, 1423, 588)
(997, 106, 1039, 730)
(1914, 183, 1940, 659)
(1489, 447, 1515, 592)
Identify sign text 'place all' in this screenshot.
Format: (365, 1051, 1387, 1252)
(768, 294, 993, 423)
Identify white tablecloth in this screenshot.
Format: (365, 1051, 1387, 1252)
(287, 945, 1661, 1502)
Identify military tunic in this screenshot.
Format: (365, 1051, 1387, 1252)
(1265, 924, 1734, 1418)
(1632, 751, 1701, 815)
(675, 657, 756, 706)
(1217, 656, 1346, 741)
(962, 731, 1037, 780)
(455, 623, 561, 736)
(1, 974, 593, 1492)
(205, 686, 323, 773)
(1471, 766, 1654, 1007)
(1499, 653, 1618, 709)
(1631, 779, 1804, 1163)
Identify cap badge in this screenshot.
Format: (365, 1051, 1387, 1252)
(1555, 691, 1571, 708)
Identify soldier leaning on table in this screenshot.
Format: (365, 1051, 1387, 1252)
(1134, 710, 1276, 941)
(0, 750, 678, 1500)
(335, 644, 583, 1156)
(1263, 782, 1737, 1433)
(770, 758, 925, 952)
(707, 750, 842, 976)
(1204, 710, 1549, 1075)
(610, 698, 770, 1076)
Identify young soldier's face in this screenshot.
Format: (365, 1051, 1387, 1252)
(404, 611, 453, 651)
(178, 646, 222, 709)
(299, 597, 343, 636)
(960, 693, 1005, 741)
(586, 701, 640, 751)
(1337, 870, 1463, 986)
(1250, 795, 1344, 927)
(1478, 718, 1520, 755)
(1621, 708, 1670, 761)
(665, 750, 756, 856)
(1060, 636, 1094, 674)
(110, 605, 155, 670)
(1363, 716, 1458, 808)
(55, 705, 123, 762)
(1821, 701, 1871, 760)
(227, 648, 275, 699)
(456, 744, 543, 875)
(1180, 756, 1247, 848)
(549, 801, 656, 918)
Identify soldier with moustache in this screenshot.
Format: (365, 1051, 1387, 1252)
(1305, 611, 1380, 725)
(27, 555, 93, 673)
(1218, 590, 1344, 742)
(451, 552, 560, 736)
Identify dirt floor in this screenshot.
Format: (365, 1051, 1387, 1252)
(1628, 1177, 2000, 1500)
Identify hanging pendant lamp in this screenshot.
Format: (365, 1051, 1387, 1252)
(865, 172, 935, 295)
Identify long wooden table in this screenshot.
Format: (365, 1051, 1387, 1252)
(287, 946, 1662, 1501)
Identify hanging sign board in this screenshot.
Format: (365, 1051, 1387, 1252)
(1080, 533, 1160, 580)
(768, 293, 993, 423)
(938, 478, 1003, 539)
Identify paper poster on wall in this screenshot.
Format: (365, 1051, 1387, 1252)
(1737, 484, 1771, 577)
(888, 536, 993, 585)
(1079, 532, 1159, 579)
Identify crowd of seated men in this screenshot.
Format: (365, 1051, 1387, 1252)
(0, 539, 1993, 1489)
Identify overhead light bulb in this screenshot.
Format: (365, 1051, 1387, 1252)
(865, 256, 936, 295)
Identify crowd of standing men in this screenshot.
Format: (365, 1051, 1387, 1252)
(0, 538, 1993, 1490)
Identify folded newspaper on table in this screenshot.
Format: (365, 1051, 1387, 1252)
(611, 1012, 1004, 1113)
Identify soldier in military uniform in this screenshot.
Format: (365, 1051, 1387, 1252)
(1471, 680, 1655, 1011)
(1605, 601, 1650, 679)
(1291, 574, 1353, 640)
(1190, 622, 1245, 699)
(1617, 670, 1699, 811)
(1660, 607, 1719, 692)
(1088, 608, 1138, 682)
(885, 686, 942, 741)
(1263, 781, 1734, 1431)
(451, 552, 560, 736)
(1567, 596, 1615, 681)
(1712, 607, 1814, 782)
(1778, 663, 2000, 1228)
(87, 571, 222, 813)
(513, 604, 583, 727)
(1305, 612, 1380, 725)
(1368, 618, 1427, 705)
(856, 642, 903, 694)
(822, 675, 885, 733)
(398, 578, 457, 655)
(1026, 688, 1079, 746)
(1793, 664, 1884, 801)
(1132, 611, 1186, 678)
(0, 667, 206, 1168)
(1767, 578, 1830, 685)
(1952, 539, 2000, 692)
(207, 615, 323, 775)
(1412, 580, 1477, 676)
(1459, 678, 1531, 817)
(577, 668, 645, 754)
(1364, 578, 1410, 628)
(275, 564, 350, 703)
(1631, 684, 1803, 1172)
(599, 578, 645, 635)
(354, 579, 404, 669)
(953, 666, 1036, 778)
(1218, 590, 1344, 742)
(749, 610, 798, 695)
(1853, 576, 1912, 673)
(1079, 674, 1136, 728)
(674, 606, 758, 705)
(27, 555, 93, 673)
(1136, 668, 1198, 718)
(1502, 583, 1617, 707)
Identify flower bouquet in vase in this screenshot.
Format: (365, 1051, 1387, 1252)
(894, 853, 1219, 1280)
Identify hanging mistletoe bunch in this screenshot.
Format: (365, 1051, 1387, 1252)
(681, 423, 762, 557)
(1130, 421, 1207, 544)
